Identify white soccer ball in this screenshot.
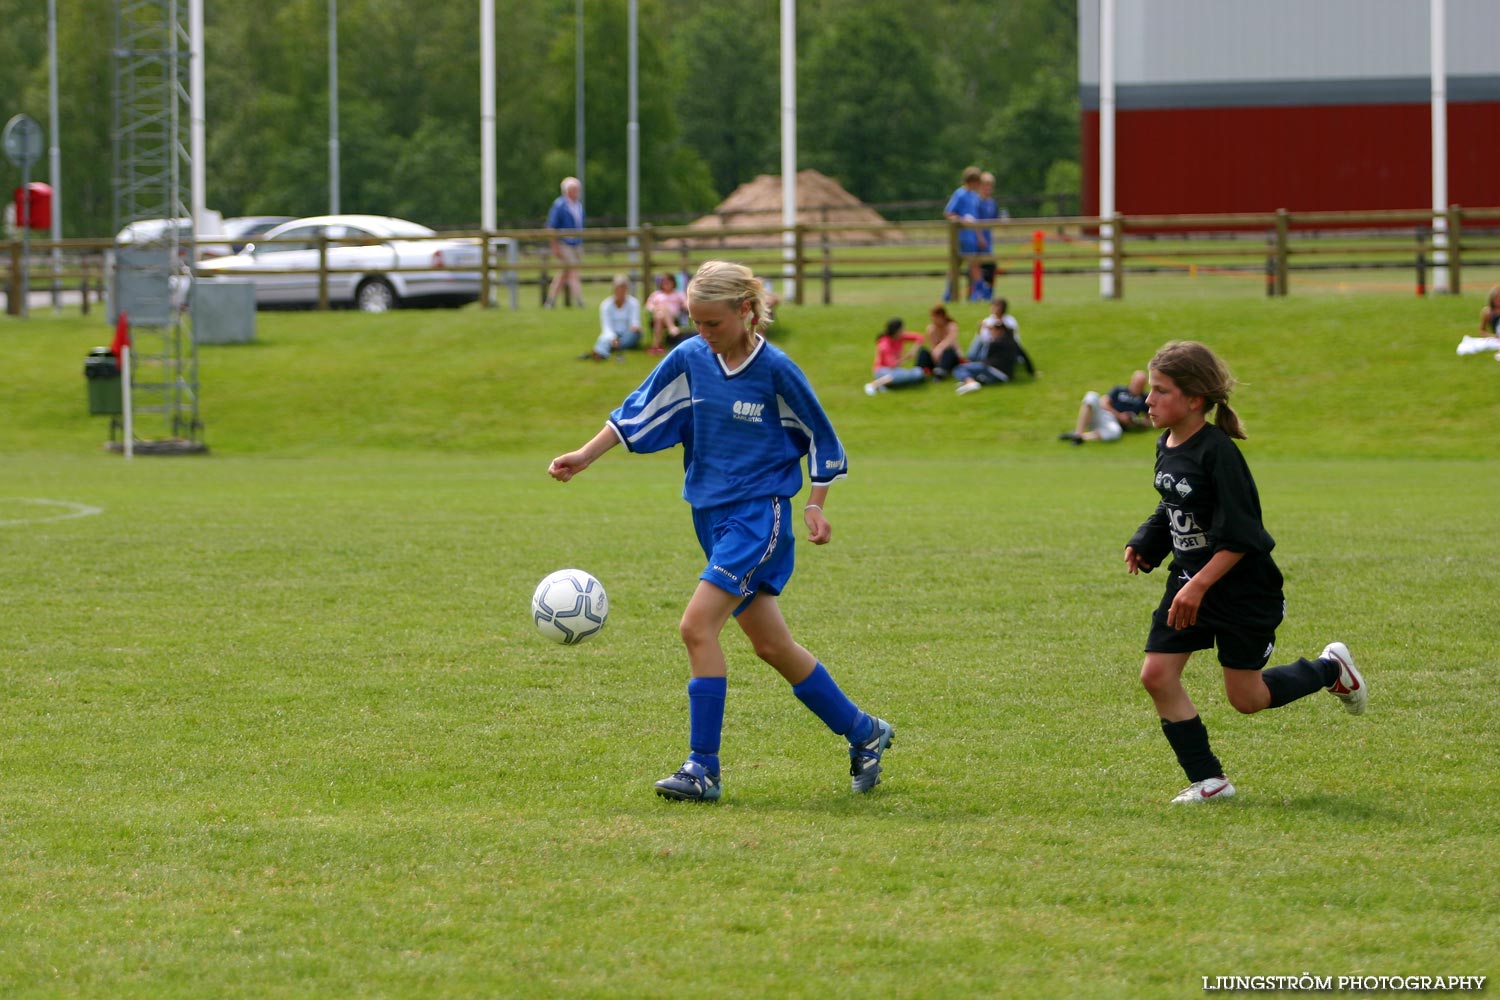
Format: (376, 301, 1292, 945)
(531, 569, 609, 645)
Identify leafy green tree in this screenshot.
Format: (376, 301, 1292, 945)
(3, 0, 116, 237)
(671, 0, 780, 200)
(543, 0, 717, 225)
(0, 0, 1082, 235)
(799, 0, 960, 204)
(978, 64, 1079, 214)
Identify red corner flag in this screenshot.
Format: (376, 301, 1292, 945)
(111, 311, 131, 362)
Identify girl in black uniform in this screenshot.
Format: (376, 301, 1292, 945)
(1124, 341, 1368, 804)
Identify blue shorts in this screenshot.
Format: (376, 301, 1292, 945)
(691, 497, 795, 616)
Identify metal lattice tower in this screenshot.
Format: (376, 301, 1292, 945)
(111, 0, 204, 450)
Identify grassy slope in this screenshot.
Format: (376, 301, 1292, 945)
(1, 278, 1497, 998)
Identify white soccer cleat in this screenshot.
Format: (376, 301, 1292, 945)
(1170, 776, 1235, 804)
(1321, 641, 1367, 715)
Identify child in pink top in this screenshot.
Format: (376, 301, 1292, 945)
(645, 274, 689, 354)
(863, 318, 929, 395)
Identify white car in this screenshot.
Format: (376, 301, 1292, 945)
(194, 214, 484, 311)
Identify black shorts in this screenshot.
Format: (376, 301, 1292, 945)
(1144, 616, 1278, 669)
(1144, 569, 1284, 669)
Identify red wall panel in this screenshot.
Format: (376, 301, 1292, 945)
(1081, 101, 1500, 217)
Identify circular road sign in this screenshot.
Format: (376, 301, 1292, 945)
(3, 114, 44, 169)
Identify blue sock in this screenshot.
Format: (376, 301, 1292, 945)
(792, 663, 872, 743)
(687, 676, 726, 775)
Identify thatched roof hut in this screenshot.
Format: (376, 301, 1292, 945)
(679, 170, 894, 245)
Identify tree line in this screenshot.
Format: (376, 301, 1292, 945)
(0, 0, 1078, 238)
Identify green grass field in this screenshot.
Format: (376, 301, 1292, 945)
(2, 276, 1498, 998)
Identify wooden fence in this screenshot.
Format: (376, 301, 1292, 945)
(6, 206, 1500, 316)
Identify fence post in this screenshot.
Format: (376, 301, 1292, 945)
(1110, 215, 1125, 300)
(793, 224, 805, 306)
(821, 219, 832, 306)
(1447, 204, 1462, 296)
(1416, 246, 1427, 297)
(1273, 209, 1290, 296)
(640, 224, 655, 298)
(479, 232, 493, 309)
(317, 233, 330, 311)
(946, 221, 961, 303)
(4, 241, 19, 315)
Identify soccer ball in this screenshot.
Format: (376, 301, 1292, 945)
(531, 569, 609, 645)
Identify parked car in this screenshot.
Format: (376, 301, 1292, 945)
(209, 215, 296, 257)
(115, 210, 226, 259)
(193, 214, 484, 311)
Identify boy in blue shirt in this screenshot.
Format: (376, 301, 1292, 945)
(548, 260, 894, 802)
(944, 166, 983, 301)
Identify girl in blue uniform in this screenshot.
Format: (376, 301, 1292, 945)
(1125, 341, 1368, 804)
(548, 260, 893, 802)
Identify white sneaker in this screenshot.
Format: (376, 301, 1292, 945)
(955, 381, 982, 395)
(1321, 641, 1367, 715)
(1171, 776, 1235, 804)
(863, 382, 881, 396)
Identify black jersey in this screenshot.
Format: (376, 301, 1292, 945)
(1128, 423, 1284, 626)
(1106, 384, 1147, 420)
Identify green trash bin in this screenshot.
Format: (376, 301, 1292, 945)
(84, 347, 123, 415)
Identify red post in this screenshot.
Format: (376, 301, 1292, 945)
(1031, 230, 1045, 302)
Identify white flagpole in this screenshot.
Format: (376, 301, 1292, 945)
(480, 0, 495, 234)
(780, 0, 797, 302)
(1430, 0, 1449, 293)
(190, 0, 207, 261)
(1099, 0, 1116, 299)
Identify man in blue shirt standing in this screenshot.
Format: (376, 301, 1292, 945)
(545, 176, 585, 308)
(944, 166, 982, 302)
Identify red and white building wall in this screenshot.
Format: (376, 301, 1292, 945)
(1078, 0, 1500, 217)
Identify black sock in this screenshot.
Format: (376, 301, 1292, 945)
(1262, 657, 1338, 708)
(1160, 715, 1224, 783)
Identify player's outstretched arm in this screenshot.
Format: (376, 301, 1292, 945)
(548, 425, 620, 482)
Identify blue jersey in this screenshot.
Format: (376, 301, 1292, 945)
(607, 335, 848, 509)
(945, 187, 980, 253)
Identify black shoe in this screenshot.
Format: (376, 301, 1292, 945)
(849, 718, 895, 793)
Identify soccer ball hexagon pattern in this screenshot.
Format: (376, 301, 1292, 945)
(531, 569, 609, 645)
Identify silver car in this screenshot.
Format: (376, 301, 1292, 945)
(194, 214, 483, 311)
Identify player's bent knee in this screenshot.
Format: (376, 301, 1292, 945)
(679, 614, 716, 650)
(1139, 662, 1170, 694)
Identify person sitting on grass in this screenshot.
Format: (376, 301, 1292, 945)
(644, 273, 689, 355)
(1480, 285, 1500, 338)
(864, 317, 929, 395)
(917, 304, 964, 379)
(954, 298, 1037, 395)
(1060, 370, 1149, 444)
(581, 274, 642, 361)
